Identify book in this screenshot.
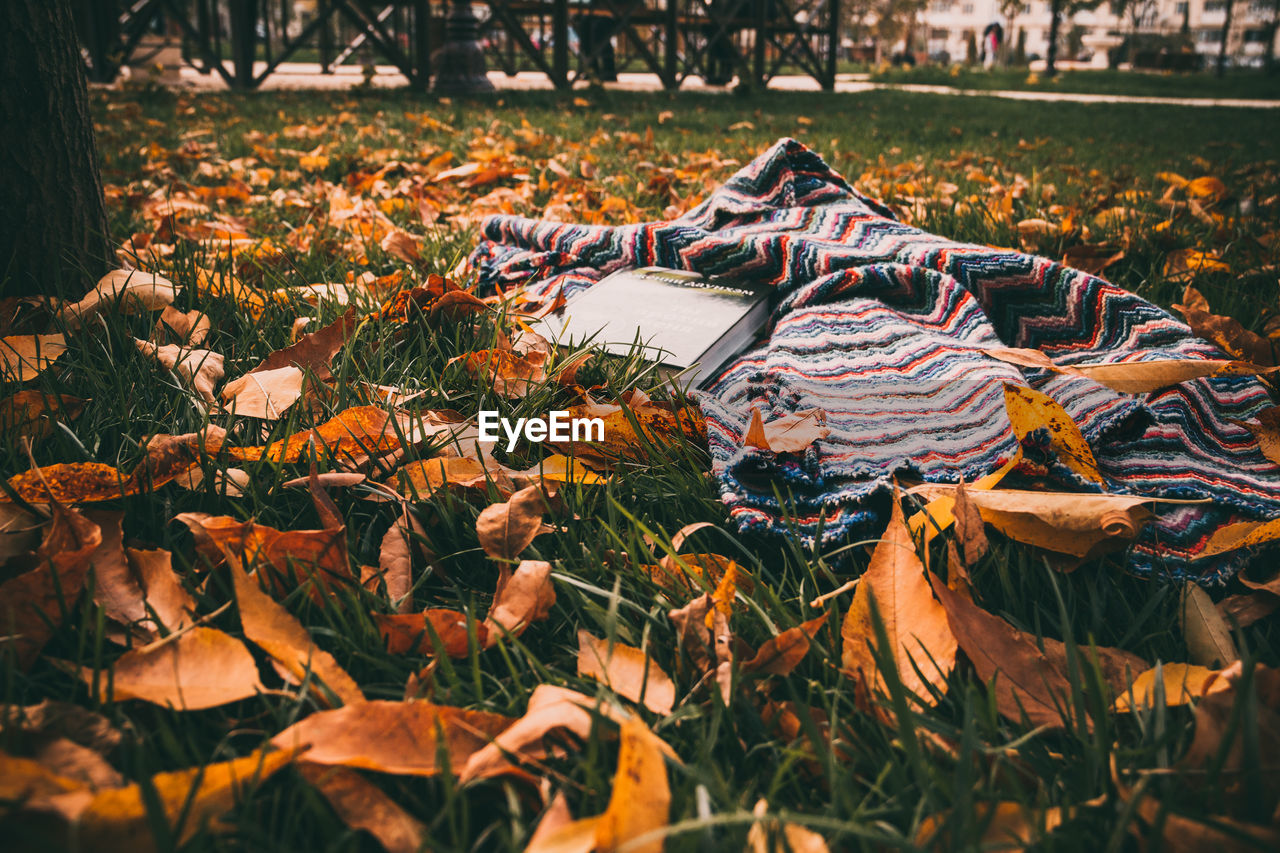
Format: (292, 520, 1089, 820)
(533, 267, 773, 390)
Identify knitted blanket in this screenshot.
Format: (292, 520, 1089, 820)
(470, 138, 1280, 583)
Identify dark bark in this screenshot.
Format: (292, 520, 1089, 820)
(0, 0, 110, 298)
(1217, 0, 1235, 77)
(1046, 0, 1063, 77)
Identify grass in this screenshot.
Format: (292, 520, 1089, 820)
(864, 65, 1280, 100)
(3, 84, 1280, 850)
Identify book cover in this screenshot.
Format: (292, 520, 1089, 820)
(534, 267, 773, 389)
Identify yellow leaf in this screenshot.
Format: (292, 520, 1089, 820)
(1113, 662, 1233, 712)
(594, 717, 671, 853)
(577, 630, 677, 715)
(1002, 384, 1103, 484)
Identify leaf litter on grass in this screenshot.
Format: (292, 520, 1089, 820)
(3, 88, 1280, 851)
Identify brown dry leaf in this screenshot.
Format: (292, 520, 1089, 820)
(248, 307, 358, 381)
(549, 397, 705, 470)
(1198, 515, 1280, 557)
(1217, 591, 1279, 628)
(742, 613, 829, 677)
(85, 510, 149, 639)
(0, 501, 44, 562)
(915, 800, 1070, 851)
(221, 365, 305, 420)
(593, 716, 671, 853)
(841, 499, 956, 707)
(1016, 218, 1058, 252)
(378, 507, 424, 612)
(374, 608, 482, 658)
(911, 485, 1157, 561)
(460, 684, 630, 782)
(1062, 243, 1124, 276)
(58, 269, 178, 329)
(380, 229, 422, 265)
(1113, 662, 1234, 712)
(742, 408, 830, 454)
(175, 513, 351, 599)
(1, 334, 68, 383)
(928, 572, 1074, 729)
(668, 594, 715, 671)
(577, 630, 677, 714)
(1071, 358, 1271, 394)
(1174, 287, 1274, 366)
(133, 340, 225, 402)
(391, 456, 491, 498)
(1180, 582, 1240, 668)
(1003, 383, 1104, 484)
(1186, 175, 1228, 205)
(1164, 249, 1231, 281)
(296, 764, 428, 853)
(0, 503, 101, 669)
(84, 627, 264, 710)
(646, 552, 736, 592)
(450, 348, 547, 398)
(484, 559, 556, 645)
(124, 547, 197, 636)
(1039, 638, 1148, 699)
(747, 800, 829, 853)
(225, 553, 363, 707)
(509, 454, 607, 488)
(0, 392, 85, 444)
(70, 747, 297, 852)
(524, 793, 578, 852)
(952, 479, 988, 568)
(0, 700, 123, 791)
(1232, 406, 1280, 465)
(151, 306, 210, 346)
(273, 700, 512, 776)
(227, 406, 422, 465)
(475, 484, 554, 561)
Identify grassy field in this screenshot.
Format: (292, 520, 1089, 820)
(863, 65, 1280, 99)
(3, 86, 1280, 851)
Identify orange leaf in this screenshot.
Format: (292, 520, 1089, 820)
(577, 630, 677, 714)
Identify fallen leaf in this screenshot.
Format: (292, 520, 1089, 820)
(70, 747, 296, 852)
(952, 480, 988, 568)
(747, 799, 829, 853)
(1186, 175, 1228, 205)
(0, 503, 101, 668)
(484, 559, 556, 644)
(915, 800, 1069, 851)
(0, 392, 84, 444)
(391, 456, 491, 497)
(378, 507, 425, 612)
(58, 269, 178, 329)
(460, 685, 630, 782)
(1164, 249, 1231, 281)
(549, 397, 705, 470)
(1180, 581, 1239, 668)
(450, 348, 546, 398)
(246, 306, 358, 381)
(1003, 383, 1104, 484)
(1174, 287, 1274, 366)
(1113, 662, 1234, 712)
(296, 764, 428, 853)
(475, 484, 553, 561)
(1071, 358, 1271, 394)
(577, 630, 677, 714)
(593, 716, 671, 853)
(150, 306, 210, 346)
(1, 334, 68, 383)
(226, 552, 364, 706)
(1216, 591, 1279, 628)
(742, 613, 829, 677)
(841, 498, 956, 707)
(742, 408, 830, 454)
(84, 627, 264, 710)
(273, 700, 512, 776)
(910, 486, 1157, 561)
(134, 340, 225, 402)
(221, 365, 305, 420)
(928, 571, 1074, 729)
(1232, 406, 1280, 465)
(374, 608, 482, 658)
(124, 547, 197, 636)
(227, 406, 424, 465)
(1062, 243, 1124, 276)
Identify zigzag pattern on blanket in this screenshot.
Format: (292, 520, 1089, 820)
(470, 137, 1280, 582)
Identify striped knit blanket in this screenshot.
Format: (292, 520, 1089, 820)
(471, 138, 1280, 583)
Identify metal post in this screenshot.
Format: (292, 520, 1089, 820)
(664, 0, 677, 88)
(318, 0, 332, 72)
(430, 0, 495, 93)
(553, 0, 569, 89)
(229, 0, 257, 90)
(412, 0, 431, 89)
(824, 0, 838, 90)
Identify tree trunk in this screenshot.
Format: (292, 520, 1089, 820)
(1266, 0, 1280, 75)
(1217, 0, 1235, 77)
(1046, 0, 1063, 77)
(0, 0, 110, 298)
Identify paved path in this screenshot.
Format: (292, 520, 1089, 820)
(130, 62, 1280, 109)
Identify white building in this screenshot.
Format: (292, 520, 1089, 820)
(915, 0, 1279, 68)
